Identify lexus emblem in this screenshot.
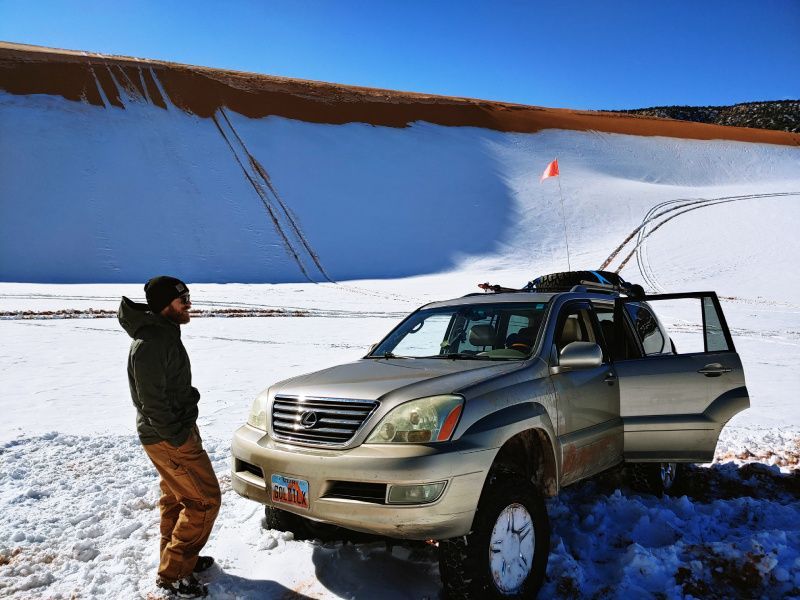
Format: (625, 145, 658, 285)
(300, 411, 319, 429)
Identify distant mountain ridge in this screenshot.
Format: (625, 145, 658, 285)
(615, 100, 800, 133)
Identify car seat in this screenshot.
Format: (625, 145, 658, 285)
(557, 317, 584, 353)
(506, 326, 535, 353)
(468, 325, 496, 349)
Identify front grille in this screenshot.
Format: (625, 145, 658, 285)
(323, 481, 387, 503)
(271, 395, 378, 446)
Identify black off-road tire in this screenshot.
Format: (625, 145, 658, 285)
(532, 270, 624, 292)
(627, 462, 683, 497)
(438, 472, 550, 599)
(263, 506, 344, 542)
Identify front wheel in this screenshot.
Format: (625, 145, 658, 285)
(438, 472, 550, 599)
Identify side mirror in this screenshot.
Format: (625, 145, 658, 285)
(552, 341, 602, 373)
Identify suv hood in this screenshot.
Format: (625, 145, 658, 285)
(271, 358, 522, 402)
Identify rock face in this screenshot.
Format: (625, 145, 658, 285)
(614, 101, 800, 133)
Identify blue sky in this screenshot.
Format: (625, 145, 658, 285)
(1, 0, 798, 110)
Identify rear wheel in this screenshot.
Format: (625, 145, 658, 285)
(439, 472, 550, 599)
(627, 462, 682, 496)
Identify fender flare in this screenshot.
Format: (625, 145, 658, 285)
(461, 402, 560, 494)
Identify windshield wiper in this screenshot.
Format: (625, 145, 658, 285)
(368, 351, 408, 359)
(423, 352, 522, 361)
(423, 353, 491, 360)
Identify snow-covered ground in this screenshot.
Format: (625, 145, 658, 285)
(2, 426, 798, 599)
(1, 278, 799, 599)
(2, 83, 799, 597)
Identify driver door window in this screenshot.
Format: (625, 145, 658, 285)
(594, 305, 639, 362)
(555, 307, 597, 356)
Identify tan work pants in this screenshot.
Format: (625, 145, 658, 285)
(142, 427, 221, 581)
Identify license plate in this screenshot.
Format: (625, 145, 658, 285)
(271, 474, 310, 510)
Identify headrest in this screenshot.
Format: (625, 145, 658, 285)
(516, 326, 535, 342)
(469, 325, 496, 347)
(561, 318, 583, 345)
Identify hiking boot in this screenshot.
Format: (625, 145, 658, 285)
(156, 574, 208, 598)
(193, 556, 215, 573)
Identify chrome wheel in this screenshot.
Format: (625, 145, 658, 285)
(489, 503, 535, 594)
(660, 462, 677, 490)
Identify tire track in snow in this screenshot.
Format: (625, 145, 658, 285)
(600, 192, 800, 272)
(598, 192, 800, 290)
(624, 193, 800, 284)
(217, 109, 334, 284)
(635, 204, 663, 291)
(0, 291, 421, 311)
(212, 111, 421, 304)
(2, 306, 407, 321)
(211, 112, 314, 282)
(631, 195, 762, 291)
(318, 282, 422, 305)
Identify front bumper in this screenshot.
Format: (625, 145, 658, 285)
(231, 424, 495, 540)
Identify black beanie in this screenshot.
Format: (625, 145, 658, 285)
(144, 276, 189, 313)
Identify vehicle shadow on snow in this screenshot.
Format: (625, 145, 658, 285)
(206, 569, 317, 599)
(567, 460, 799, 503)
(676, 461, 800, 501)
(310, 538, 441, 599)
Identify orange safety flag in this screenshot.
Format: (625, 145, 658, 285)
(540, 158, 559, 182)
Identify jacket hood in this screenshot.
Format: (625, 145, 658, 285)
(118, 296, 174, 339)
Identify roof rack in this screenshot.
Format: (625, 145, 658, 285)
(474, 274, 645, 299)
(569, 280, 645, 299)
(570, 281, 621, 295)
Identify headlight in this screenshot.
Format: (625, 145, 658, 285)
(365, 395, 464, 444)
(247, 391, 268, 430)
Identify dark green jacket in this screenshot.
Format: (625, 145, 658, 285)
(118, 296, 200, 446)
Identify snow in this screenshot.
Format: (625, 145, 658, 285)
(0, 432, 442, 598)
(1, 87, 799, 597)
(2, 89, 799, 286)
(1, 281, 799, 598)
(1, 427, 798, 598)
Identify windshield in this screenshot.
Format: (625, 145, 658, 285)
(370, 302, 549, 360)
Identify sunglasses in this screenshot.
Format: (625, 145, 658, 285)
(178, 293, 191, 305)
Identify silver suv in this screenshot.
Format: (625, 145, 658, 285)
(231, 272, 748, 598)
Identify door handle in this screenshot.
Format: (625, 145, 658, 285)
(603, 372, 617, 385)
(697, 363, 732, 377)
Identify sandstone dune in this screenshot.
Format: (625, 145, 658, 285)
(1, 41, 797, 146)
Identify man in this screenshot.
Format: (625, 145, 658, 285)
(118, 276, 221, 598)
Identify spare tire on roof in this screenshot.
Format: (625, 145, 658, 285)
(526, 270, 630, 292)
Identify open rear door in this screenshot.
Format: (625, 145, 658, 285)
(614, 292, 749, 462)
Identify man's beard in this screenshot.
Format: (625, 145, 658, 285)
(163, 305, 190, 324)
